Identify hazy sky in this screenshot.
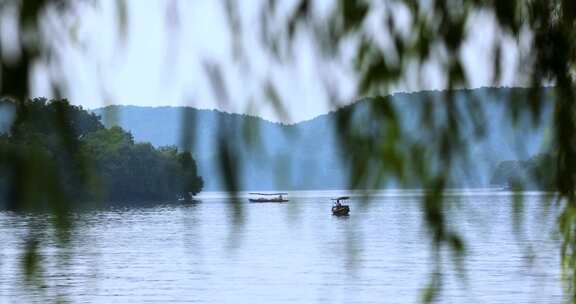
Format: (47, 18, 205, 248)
(32, 0, 526, 123)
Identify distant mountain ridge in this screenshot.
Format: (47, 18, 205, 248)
(92, 87, 553, 191)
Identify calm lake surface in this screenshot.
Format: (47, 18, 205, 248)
(0, 190, 566, 303)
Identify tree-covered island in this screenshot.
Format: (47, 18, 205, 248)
(491, 154, 556, 190)
(0, 97, 203, 208)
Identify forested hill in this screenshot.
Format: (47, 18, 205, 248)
(0, 98, 203, 207)
(93, 87, 554, 191)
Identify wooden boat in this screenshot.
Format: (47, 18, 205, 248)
(331, 196, 350, 216)
(248, 192, 289, 203)
(177, 192, 198, 203)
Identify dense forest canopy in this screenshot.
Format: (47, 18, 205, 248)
(491, 154, 556, 190)
(0, 98, 203, 209)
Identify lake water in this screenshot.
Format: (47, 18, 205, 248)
(0, 190, 566, 303)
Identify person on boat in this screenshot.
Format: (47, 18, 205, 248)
(335, 200, 342, 208)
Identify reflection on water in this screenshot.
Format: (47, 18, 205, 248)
(0, 190, 565, 303)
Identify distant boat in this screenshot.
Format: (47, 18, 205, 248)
(177, 192, 198, 203)
(249, 192, 289, 203)
(331, 196, 350, 216)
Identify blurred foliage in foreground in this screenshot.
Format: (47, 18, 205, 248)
(0, 97, 203, 210)
(247, 1, 576, 302)
(0, 0, 576, 303)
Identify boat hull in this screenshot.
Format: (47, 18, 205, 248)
(249, 198, 289, 203)
(332, 205, 350, 216)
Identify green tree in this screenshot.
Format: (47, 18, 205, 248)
(1, 99, 204, 205)
(81, 124, 203, 202)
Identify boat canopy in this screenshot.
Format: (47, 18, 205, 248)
(331, 196, 350, 200)
(249, 193, 288, 196)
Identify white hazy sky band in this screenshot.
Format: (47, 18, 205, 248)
(31, 0, 526, 123)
